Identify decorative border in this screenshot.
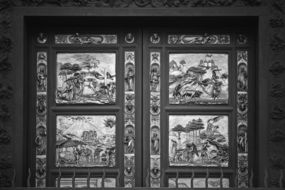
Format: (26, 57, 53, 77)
(35, 51, 48, 187)
(124, 51, 136, 187)
(237, 50, 248, 187)
(150, 52, 161, 187)
(168, 34, 230, 45)
(55, 34, 117, 45)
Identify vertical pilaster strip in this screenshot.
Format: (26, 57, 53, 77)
(35, 52, 48, 187)
(124, 51, 136, 187)
(150, 52, 161, 187)
(237, 50, 249, 188)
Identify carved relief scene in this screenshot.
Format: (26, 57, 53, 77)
(56, 53, 116, 104)
(169, 115, 229, 167)
(56, 115, 116, 167)
(169, 53, 229, 104)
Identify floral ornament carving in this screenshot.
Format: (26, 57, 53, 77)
(270, 17, 285, 28)
(0, 54, 11, 72)
(0, 158, 12, 169)
(272, 0, 285, 14)
(0, 128, 10, 144)
(0, 36, 12, 54)
(270, 129, 285, 142)
(0, 0, 14, 11)
(271, 105, 285, 120)
(0, 82, 13, 99)
(0, 104, 10, 122)
(270, 154, 284, 169)
(270, 34, 285, 52)
(269, 61, 285, 76)
(271, 84, 285, 98)
(0, 20, 11, 33)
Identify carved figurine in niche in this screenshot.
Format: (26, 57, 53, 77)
(36, 95, 47, 116)
(37, 62, 47, 92)
(238, 154, 248, 187)
(150, 157, 160, 178)
(124, 125, 135, 154)
(150, 95, 160, 115)
(237, 61, 248, 91)
(125, 63, 135, 91)
(36, 157, 46, 181)
(150, 63, 160, 92)
(150, 33, 160, 44)
(38, 52, 47, 61)
(151, 126, 160, 155)
(237, 123, 248, 153)
(35, 124, 47, 155)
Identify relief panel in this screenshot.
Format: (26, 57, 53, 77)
(169, 53, 229, 104)
(56, 115, 116, 167)
(56, 53, 116, 104)
(169, 115, 229, 167)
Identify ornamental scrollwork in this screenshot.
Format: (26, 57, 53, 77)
(270, 33, 285, 52)
(0, 128, 10, 144)
(0, 0, 14, 11)
(269, 61, 285, 76)
(0, 54, 11, 72)
(270, 17, 285, 28)
(0, 82, 13, 100)
(0, 104, 10, 122)
(271, 84, 285, 98)
(271, 105, 285, 120)
(0, 158, 12, 169)
(270, 129, 285, 142)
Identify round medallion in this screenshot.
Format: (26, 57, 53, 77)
(150, 33, 160, 44)
(37, 33, 48, 44)
(125, 33, 135, 44)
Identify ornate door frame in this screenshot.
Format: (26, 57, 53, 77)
(10, 8, 269, 187)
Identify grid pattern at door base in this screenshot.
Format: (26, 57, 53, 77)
(35, 51, 48, 187)
(150, 52, 161, 187)
(124, 51, 136, 187)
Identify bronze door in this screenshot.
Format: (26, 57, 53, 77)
(29, 22, 255, 188)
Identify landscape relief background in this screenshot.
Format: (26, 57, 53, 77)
(169, 53, 229, 104)
(56, 53, 116, 104)
(56, 115, 116, 167)
(169, 115, 229, 167)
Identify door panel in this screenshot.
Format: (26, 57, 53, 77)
(143, 28, 254, 188)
